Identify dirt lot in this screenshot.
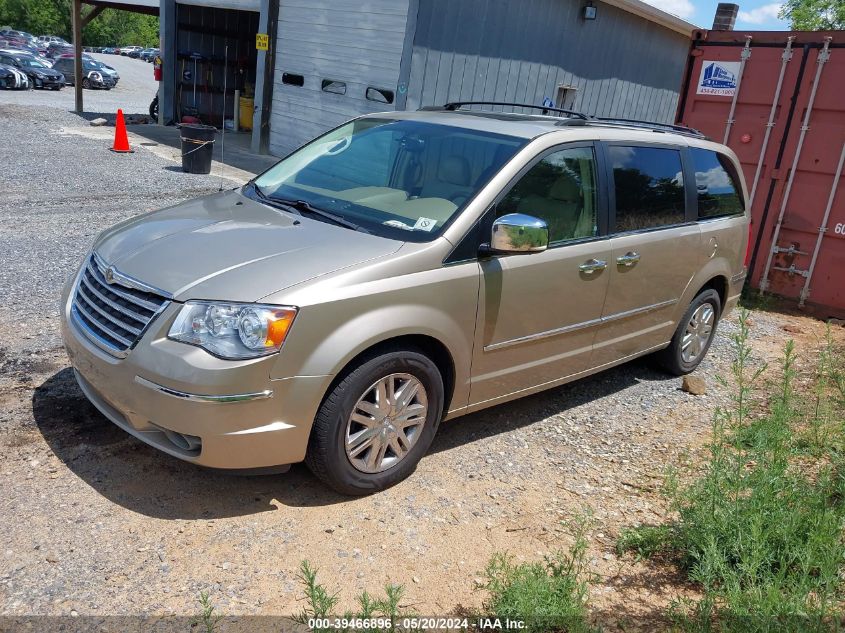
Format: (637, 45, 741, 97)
(1, 102, 843, 628)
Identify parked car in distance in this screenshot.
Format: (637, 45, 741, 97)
(61, 105, 749, 495)
(46, 42, 73, 59)
(51, 56, 115, 89)
(0, 51, 63, 89)
(0, 45, 52, 67)
(86, 58, 119, 84)
(0, 62, 29, 88)
(121, 46, 143, 57)
(37, 35, 68, 45)
(140, 48, 159, 62)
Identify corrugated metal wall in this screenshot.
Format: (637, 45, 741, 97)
(269, 0, 411, 157)
(405, 0, 688, 122)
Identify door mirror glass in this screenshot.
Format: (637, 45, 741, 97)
(490, 213, 549, 253)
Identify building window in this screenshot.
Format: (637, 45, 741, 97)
(321, 79, 346, 95)
(609, 145, 686, 232)
(365, 87, 394, 104)
(690, 147, 745, 219)
(282, 72, 304, 87)
(555, 85, 578, 110)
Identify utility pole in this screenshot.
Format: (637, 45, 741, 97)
(72, 0, 83, 113)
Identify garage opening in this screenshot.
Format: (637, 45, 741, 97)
(175, 4, 259, 129)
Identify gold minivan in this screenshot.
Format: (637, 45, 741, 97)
(61, 103, 749, 494)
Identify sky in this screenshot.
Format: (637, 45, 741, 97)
(643, 0, 791, 29)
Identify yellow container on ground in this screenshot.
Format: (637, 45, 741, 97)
(239, 96, 254, 130)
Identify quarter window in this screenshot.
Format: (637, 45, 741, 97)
(690, 147, 745, 218)
(609, 146, 685, 232)
(496, 146, 598, 243)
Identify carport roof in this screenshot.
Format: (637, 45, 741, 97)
(82, 0, 158, 15)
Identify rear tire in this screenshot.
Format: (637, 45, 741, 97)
(656, 289, 721, 376)
(305, 347, 444, 495)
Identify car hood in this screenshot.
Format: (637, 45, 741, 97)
(93, 189, 403, 302)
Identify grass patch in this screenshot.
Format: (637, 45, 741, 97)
(618, 311, 845, 630)
(482, 515, 597, 633)
(616, 525, 673, 561)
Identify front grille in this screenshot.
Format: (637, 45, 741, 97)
(71, 254, 170, 357)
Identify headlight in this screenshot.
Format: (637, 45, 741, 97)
(168, 301, 297, 360)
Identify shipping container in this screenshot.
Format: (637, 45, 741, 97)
(676, 30, 845, 318)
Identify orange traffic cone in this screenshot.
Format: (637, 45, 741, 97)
(110, 108, 133, 153)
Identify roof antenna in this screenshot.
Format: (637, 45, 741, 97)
(218, 44, 228, 192)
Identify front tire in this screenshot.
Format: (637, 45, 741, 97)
(306, 348, 444, 495)
(656, 289, 721, 375)
(82, 77, 91, 89)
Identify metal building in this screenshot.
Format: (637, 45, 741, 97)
(159, 0, 695, 157)
(270, 0, 694, 156)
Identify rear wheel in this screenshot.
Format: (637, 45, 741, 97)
(656, 289, 721, 375)
(306, 348, 444, 495)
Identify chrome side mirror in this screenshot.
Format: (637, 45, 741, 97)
(488, 213, 549, 254)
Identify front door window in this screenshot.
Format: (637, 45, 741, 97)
(496, 147, 599, 244)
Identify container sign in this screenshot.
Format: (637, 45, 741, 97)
(696, 61, 740, 96)
(256, 33, 269, 51)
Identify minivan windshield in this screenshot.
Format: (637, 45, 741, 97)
(251, 118, 525, 241)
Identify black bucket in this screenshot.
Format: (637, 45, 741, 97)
(179, 123, 216, 174)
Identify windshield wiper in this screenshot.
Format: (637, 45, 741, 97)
(270, 197, 366, 232)
(250, 185, 301, 217)
(249, 185, 366, 232)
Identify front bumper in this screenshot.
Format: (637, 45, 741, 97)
(32, 75, 63, 89)
(59, 269, 331, 470)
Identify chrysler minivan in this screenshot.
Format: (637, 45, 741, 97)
(61, 104, 749, 494)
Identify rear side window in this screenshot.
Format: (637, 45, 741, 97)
(609, 145, 685, 232)
(690, 148, 745, 219)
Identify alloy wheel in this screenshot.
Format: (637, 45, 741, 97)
(681, 303, 715, 363)
(345, 373, 428, 474)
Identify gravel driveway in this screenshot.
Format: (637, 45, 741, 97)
(0, 100, 836, 626)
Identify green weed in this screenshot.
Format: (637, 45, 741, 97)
(618, 310, 845, 631)
(293, 560, 408, 633)
(482, 515, 597, 633)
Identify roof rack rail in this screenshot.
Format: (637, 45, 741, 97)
(591, 116, 706, 138)
(435, 102, 708, 138)
(442, 101, 590, 120)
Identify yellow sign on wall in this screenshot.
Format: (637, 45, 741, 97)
(256, 33, 269, 51)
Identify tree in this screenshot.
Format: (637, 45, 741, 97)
(779, 0, 845, 30)
(0, 0, 158, 46)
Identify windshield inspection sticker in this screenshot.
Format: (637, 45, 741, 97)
(413, 217, 437, 232)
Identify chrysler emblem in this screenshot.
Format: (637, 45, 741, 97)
(104, 266, 116, 284)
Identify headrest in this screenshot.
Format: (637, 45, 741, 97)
(550, 174, 580, 202)
(437, 155, 471, 187)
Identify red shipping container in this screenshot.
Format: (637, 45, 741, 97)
(676, 30, 845, 318)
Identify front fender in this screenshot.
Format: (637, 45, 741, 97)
(269, 263, 481, 413)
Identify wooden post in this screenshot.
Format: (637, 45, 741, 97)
(72, 0, 83, 113)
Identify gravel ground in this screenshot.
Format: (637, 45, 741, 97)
(0, 53, 157, 115)
(1, 102, 842, 628)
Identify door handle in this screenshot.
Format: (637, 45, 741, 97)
(579, 258, 607, 274)
(616, 251, 641, 267)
